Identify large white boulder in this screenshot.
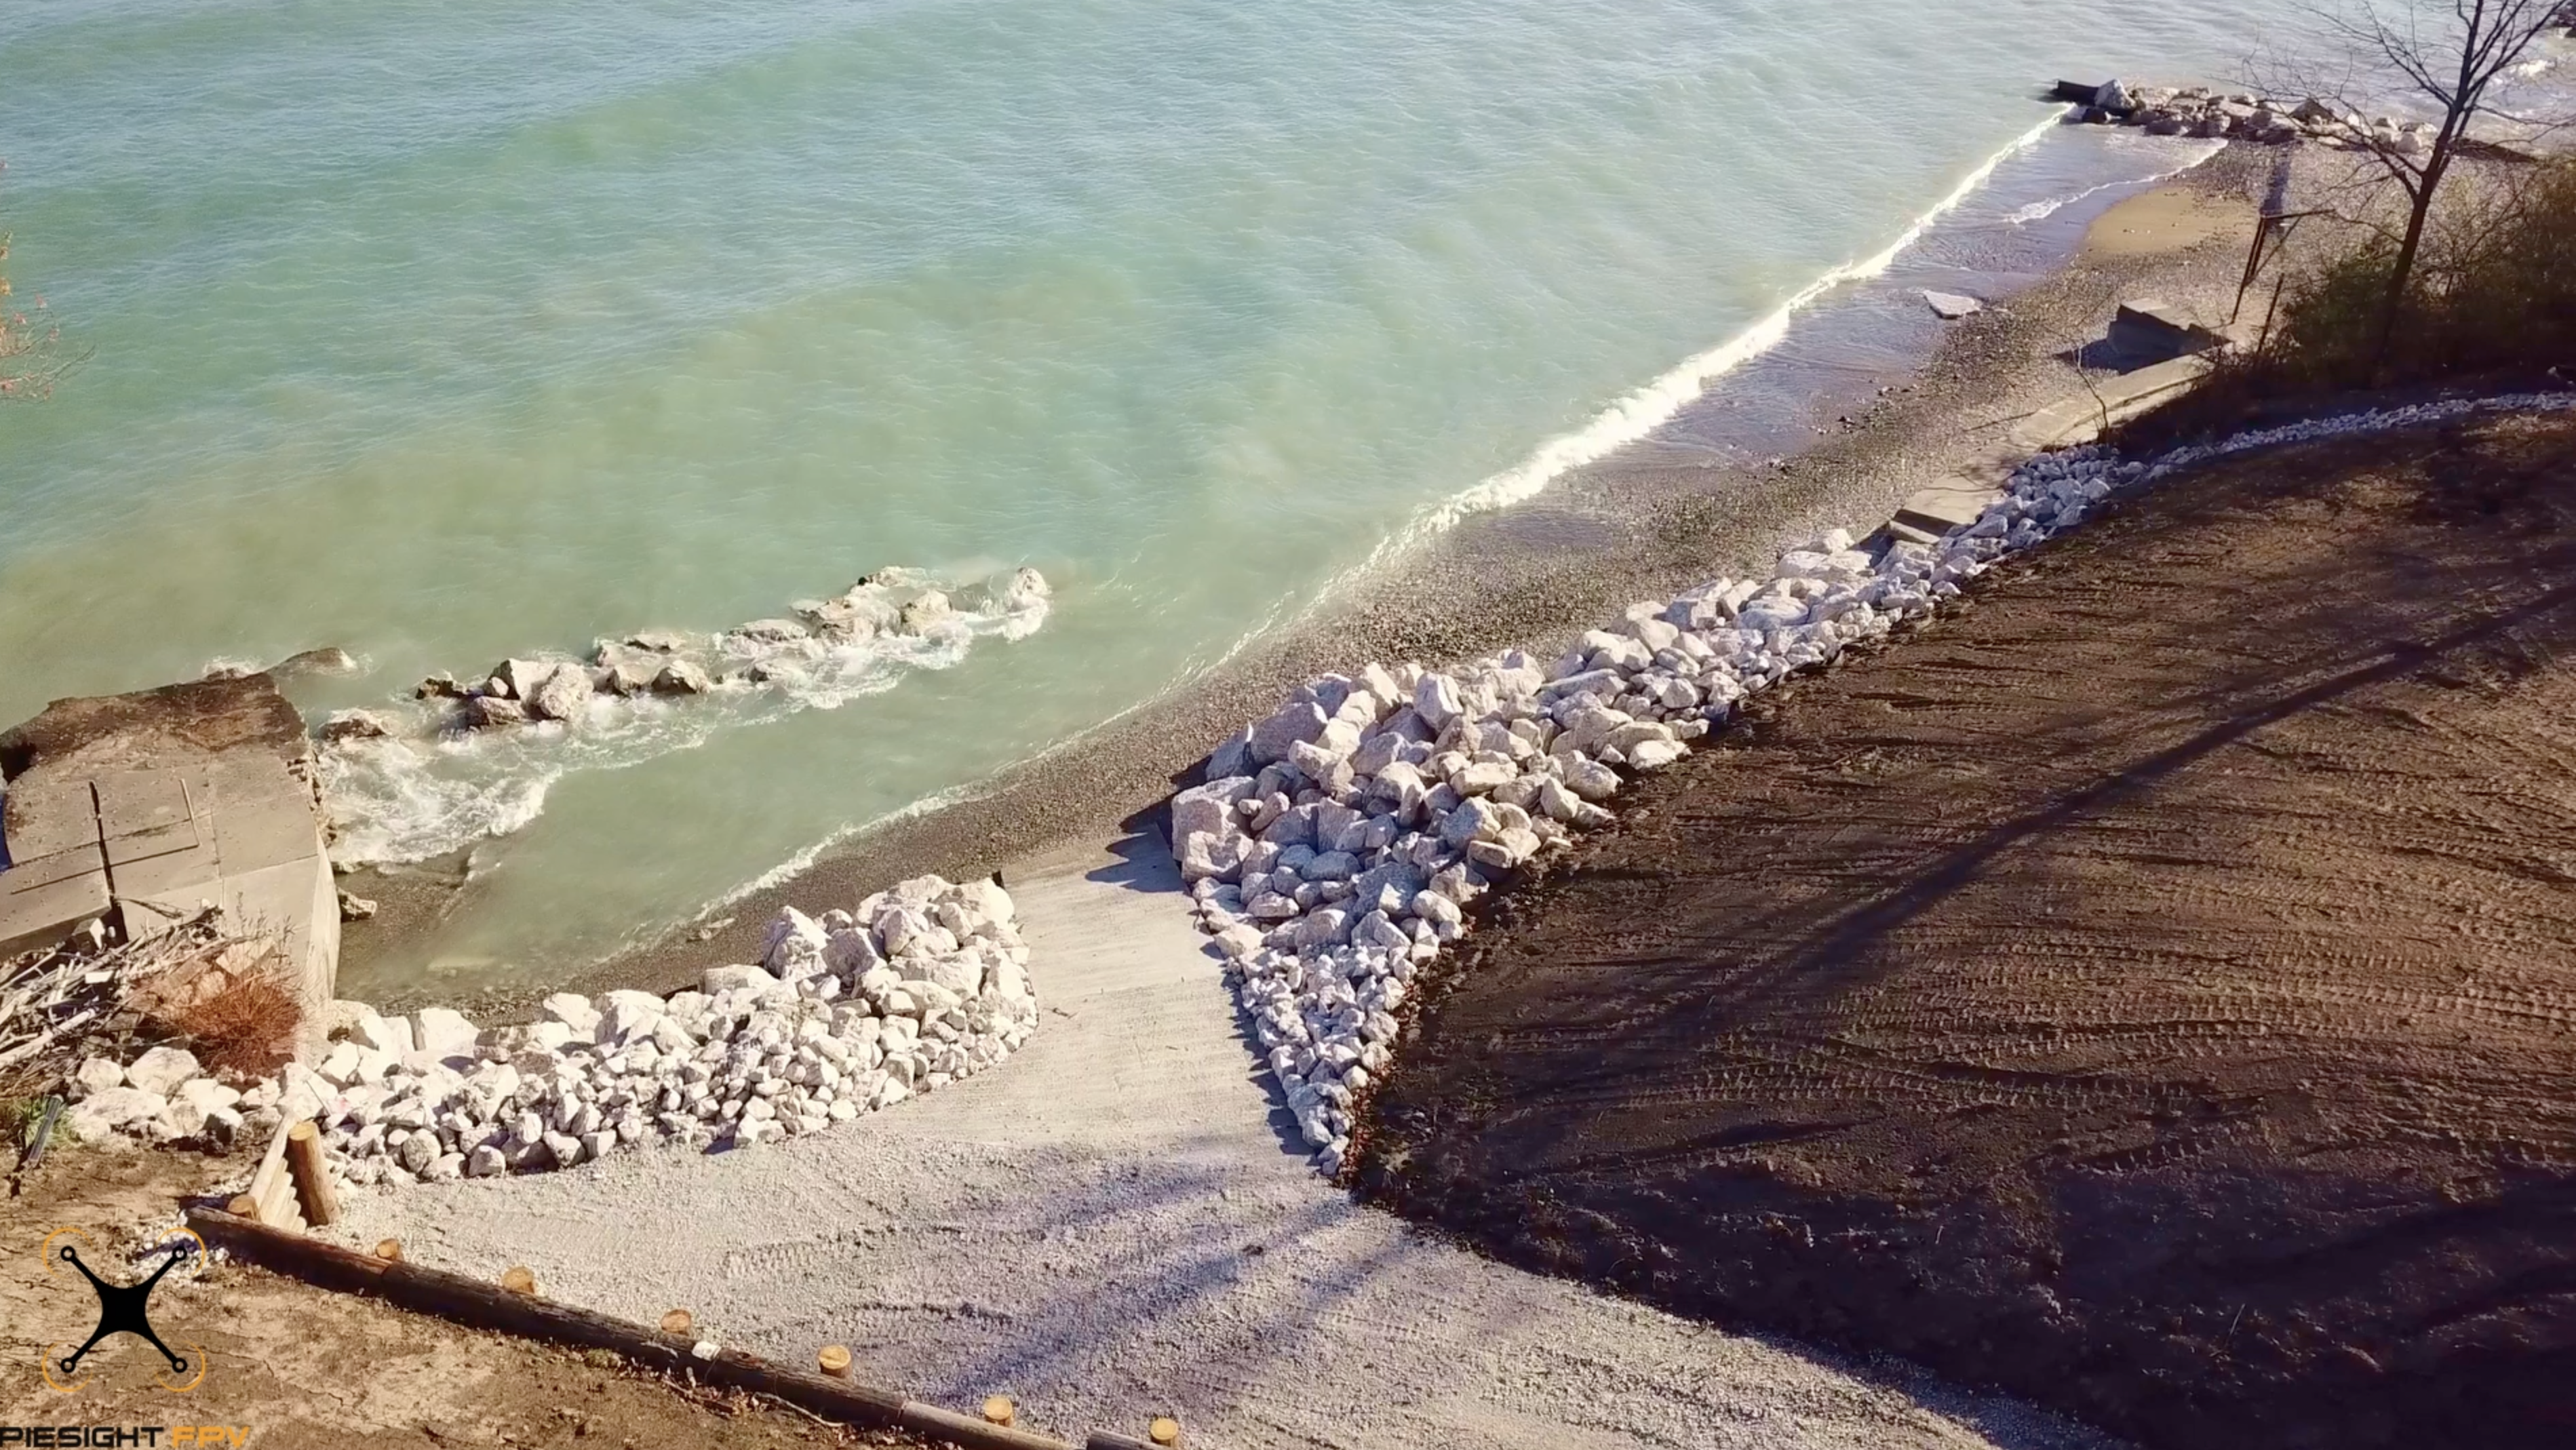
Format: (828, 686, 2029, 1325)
(69, 1086, 168, 1141)
(73, 1056, 125, 1099)
(123, 1045, 201, 1097)
(526, 663, 595, 724)
(414, 1007, 480, 1060)
(598, 989, 665, 1045)
(702, 964, 779, 995)
(540, 992, 602, 1037)
(1248, 701, 1329, 765)
(164, 1078, 243, 1138)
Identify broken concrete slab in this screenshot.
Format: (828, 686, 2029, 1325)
(1887, 479, 2008, 545)
(0, 675, 336, 1051)
(2010, 355, 2218, 452)
(0, 842, 111, 960)
(2110, 297, 2227, 363)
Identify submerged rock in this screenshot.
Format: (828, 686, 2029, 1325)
(460, 695, 526, 730)
(320, 709, 393, 743)
(652, 661, 714, 695)
(272, 646, 362, 679)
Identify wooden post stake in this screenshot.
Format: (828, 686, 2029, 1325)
(983, 1395, 1016, 1426)
(1148, 1416, 1181, 1447)
(500, 1266, 538, 1296)
(284, 1120, 339, 1228)
(818, 1344, 853, 1379)
(660, 1309, 692, 1336)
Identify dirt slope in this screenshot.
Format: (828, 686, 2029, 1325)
(1354, 411, 2576, 1450)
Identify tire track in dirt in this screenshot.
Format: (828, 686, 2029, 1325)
(1357, 413, 2576, 1450)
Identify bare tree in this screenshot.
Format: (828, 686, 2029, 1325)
(2299, 1, 2567, 362)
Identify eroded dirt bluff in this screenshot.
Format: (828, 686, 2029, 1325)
(1354, 412, 2576, 1450)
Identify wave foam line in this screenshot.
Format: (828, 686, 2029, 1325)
(1411, 107, 2071, 537)
(657, 778, 990, 952)
(2007, 138, 2228, 225)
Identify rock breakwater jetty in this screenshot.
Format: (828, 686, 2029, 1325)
(343, 564, 1051, 741)
(2053, 77, 2443, 152)
(319, 563, 1051, 867)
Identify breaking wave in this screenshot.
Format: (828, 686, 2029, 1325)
(319, 565, 1051, 865)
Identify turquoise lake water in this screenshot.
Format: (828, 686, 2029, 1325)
(1, 0, 2328, 985)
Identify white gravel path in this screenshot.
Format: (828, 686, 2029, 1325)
(326, 836, 2103, 1450)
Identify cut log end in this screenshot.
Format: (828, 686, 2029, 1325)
(284, 1118, 340, 1228)
(1150, 1416, 1182, 1447)
(818, 1344, 853, 1378)
(982, 1394, 1017, 1426)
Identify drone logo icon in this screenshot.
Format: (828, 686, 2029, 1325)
(39, 1226, 210, 1394)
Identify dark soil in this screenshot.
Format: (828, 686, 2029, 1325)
(1352, 412, 2576, 1450)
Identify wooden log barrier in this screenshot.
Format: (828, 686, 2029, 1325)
(186, 1208, 1088, 1450)
(284, 1120, 340, 1227)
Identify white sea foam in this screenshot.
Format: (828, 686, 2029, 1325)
(2004, 138, 2227, 224)
(1265, 111, 2072, 635)
(1425, 112, 2073, 524)
(320, 566, 1051, 866)
(1188, 113, 2216, 730)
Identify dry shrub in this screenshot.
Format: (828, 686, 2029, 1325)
(134, 939, 303, 1078)
(2256, 157, 2576, 393)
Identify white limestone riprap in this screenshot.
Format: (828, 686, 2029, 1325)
(1179, 391, 2576, 1176)
(60, 874, 1038, 1188)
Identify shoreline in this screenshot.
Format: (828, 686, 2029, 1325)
(348, 136, 2280, 1015)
